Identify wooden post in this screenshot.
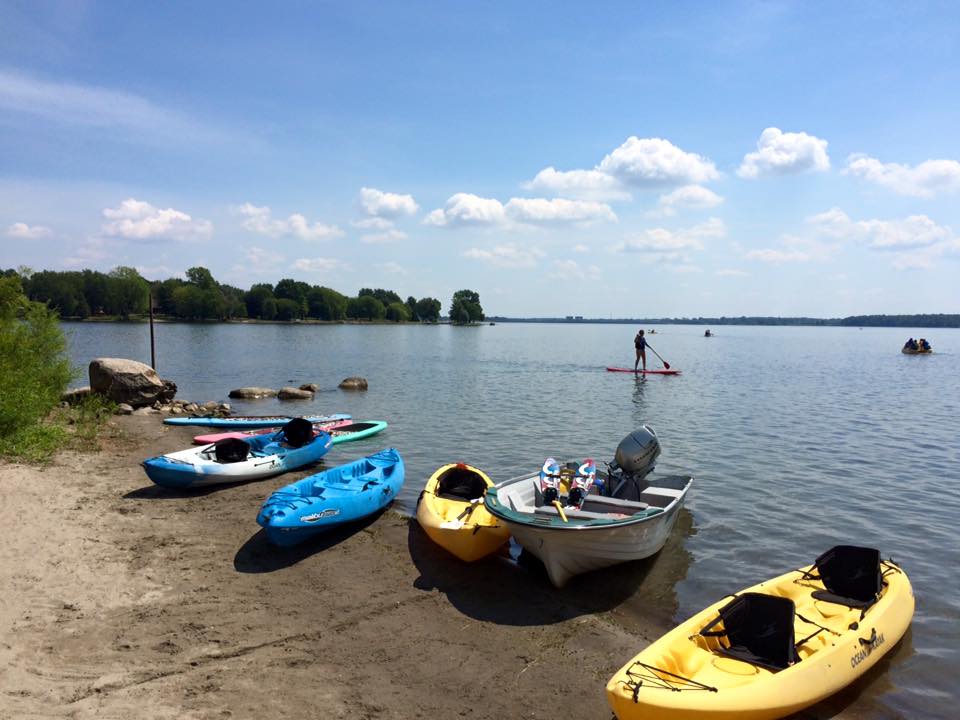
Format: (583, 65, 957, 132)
(149, 289, 156, 370)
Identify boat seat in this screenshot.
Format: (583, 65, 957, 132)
(580, 496, 648, 514)
(533, 505, 611, 520)
(700, 592, 799, 672)
(808, 545, 882, 609)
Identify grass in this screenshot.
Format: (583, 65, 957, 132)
(0, 394, 118, 464)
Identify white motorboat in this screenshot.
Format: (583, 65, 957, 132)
(483, 427, 692, 588)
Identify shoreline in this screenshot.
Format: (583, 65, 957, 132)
(0, 415, 673, 718)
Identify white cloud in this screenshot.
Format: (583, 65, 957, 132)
(424, 193, 507, 227)
(549, 259, 601, 281)
(359, 187, 419, 217)
(360, 228, 407, 244)
(652, 185, 724, 217)
(379, 262, 408, 275)
(64, 237, 112, 267)
(292, 257, 348, 272)
(237, 203, 343, 241)
(352, 217, 394, 230)
(0, 69, 233, 146)
(844, 154, 960, 198)
(572, 244, 589, 253)
(737, 127, 830, 179)
(504, 197, 616, 224)
(6, 222, 52, 239)
(716, 268, 750, 277)
(464, 244, 545, 268)
(807, 207, 952, 249)
(523, 167, 630, 201)
(102, 198, 212, 241)
(599, 137, 719, 187)
(745, 248, 811, 263)
(614, 218, 726, 253)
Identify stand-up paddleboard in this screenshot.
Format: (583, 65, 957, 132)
(606, 367, 681, 375)
(164, 413, 350, 428)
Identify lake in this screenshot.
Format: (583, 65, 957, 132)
(64, 321, 959, 719)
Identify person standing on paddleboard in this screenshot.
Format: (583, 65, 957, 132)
(634, 329, 647, 373)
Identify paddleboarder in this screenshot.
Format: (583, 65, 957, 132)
(634, 329, 647, 373)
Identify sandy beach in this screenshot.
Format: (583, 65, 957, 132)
(0, 415, 682, 719)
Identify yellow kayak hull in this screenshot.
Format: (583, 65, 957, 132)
(606, 557, 914, 720)
(416, 463, 510, 562)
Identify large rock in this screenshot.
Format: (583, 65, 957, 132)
(278, 386, 314, 400)
(338, 376, 368, 391)
(228, 387, 277, 399)
(89, 358, 167, 409)
(299, 383, 319, 392)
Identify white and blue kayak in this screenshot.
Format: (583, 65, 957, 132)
(257, 448, 404, 546)
(143, 419, 331, 489)
(163, 413, 350, 429)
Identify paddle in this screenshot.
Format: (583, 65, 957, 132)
(439, 498, 482, 530)
(645, 342, 671, 370)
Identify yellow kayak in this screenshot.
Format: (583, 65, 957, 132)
(416, 463, 510, 562)
(607, 545, 913, 720)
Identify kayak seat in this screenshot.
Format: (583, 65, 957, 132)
(214, 437, 250, 463)
(280, 418, 314, 448)
(809, 545, 882, 609)
(436, 466, 487, 501)
(700, 593, 799, 672)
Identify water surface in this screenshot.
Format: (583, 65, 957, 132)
(65, 321, 959, 718)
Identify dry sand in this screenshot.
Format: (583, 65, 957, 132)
(0, 416, 689, 719)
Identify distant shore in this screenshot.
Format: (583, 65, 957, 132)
(58, 313, 960, 328)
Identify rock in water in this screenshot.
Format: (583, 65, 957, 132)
(228, 387, 277, 399)
(299, 383, 319, 392)
(338, 376, 368, 391)
(89, 358, 165, 408)
(278, 386, 314, 400)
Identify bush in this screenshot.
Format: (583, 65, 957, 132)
(0, 276, 74, 443)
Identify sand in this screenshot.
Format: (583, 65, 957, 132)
(0, 416, 677, 719)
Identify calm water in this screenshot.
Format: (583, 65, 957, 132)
(65, 321, 959, 718)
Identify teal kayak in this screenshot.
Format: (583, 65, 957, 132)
(330, 420, 388, 445)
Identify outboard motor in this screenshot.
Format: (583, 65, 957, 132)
(606, 426, 661, 500)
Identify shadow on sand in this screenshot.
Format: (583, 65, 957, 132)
(407, 507, 695, 627)
(233, 509, 385, 573)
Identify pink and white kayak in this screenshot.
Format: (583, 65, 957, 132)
(194, 418, 351, 445)
(606, 367, 681, 375)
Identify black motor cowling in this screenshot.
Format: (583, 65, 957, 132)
(613, 426, 660, 478)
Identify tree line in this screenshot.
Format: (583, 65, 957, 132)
(4, 266, 485, 324)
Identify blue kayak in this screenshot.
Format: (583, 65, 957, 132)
(256, 448, 405, 546)
(163, 413, 350, 429)
(143, 419, 331, 489)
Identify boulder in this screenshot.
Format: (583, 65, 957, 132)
(278, 386, 314, 400)
(171, 406, 184, 415)
(133, 406, 159, 415)
(184, 402, 199, 413)
(158, 379, 178, 404)
(338, 376, 368, 391)
(228, 387, 277, 399)
(299, 383, 319, 392)
(217, 403, 232, 416)
(89, 358, 168, 408)
(116, 403, 134, 415)
(201, 401, 219, 411)
(61, 386, 92, 405)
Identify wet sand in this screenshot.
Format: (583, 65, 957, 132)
(0, 415, 682, 719)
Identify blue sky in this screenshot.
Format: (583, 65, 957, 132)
(2, 1, 959, 317)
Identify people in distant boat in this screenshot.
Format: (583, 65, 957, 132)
(634, 329, 647, 373)
(704, 329, 712, 337)
(920, 338, 931, 351)
(904, 338, 918, 351)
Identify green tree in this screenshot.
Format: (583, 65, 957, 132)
(275, 278, 311, 316)
(307, 286, 348, 320)
(261, 296, 278, 321)
(385, 301, 410, 322)
(415, 297, 441, 322)
(245, 283, 275, 319)
(185, 266, 217, 290)
(359, 287, 402, 306)
(449, 289, 483, 324)
(106, 266, 149, 318)
(405, 295, 418, 320)
(275, 298, 301, 321)
(0, 275, 73, 441)
(348, 295, 386, 320)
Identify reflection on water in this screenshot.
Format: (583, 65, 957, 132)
(65, 321, 960, 719)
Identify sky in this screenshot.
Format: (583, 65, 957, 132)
(2, 1, 960, 318)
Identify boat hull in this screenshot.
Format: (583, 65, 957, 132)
(257, 449, 404, 546)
